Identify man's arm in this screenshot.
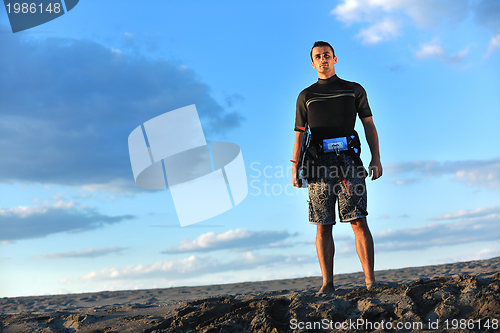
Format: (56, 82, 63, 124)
(292, 131, 304, 187)
(360, 116, 382, 180)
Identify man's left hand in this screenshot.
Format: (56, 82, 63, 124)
(368, 159, 383, 180)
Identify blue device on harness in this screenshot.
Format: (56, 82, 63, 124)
(323, 137, 348, 154)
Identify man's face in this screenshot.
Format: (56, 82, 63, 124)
(311, 46, 337, 78)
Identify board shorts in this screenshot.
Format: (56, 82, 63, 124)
(307, 153, 368, 225)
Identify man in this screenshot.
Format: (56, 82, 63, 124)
(292, 41, 382, 293)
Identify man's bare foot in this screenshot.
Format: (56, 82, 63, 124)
(317, 282, 335, 294)
(366, 281, 378, 290)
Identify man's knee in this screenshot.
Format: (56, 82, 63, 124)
(350, 218, 369, 231)
(317, 224, 333, 236)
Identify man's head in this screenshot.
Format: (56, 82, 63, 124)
(310, 41, 335, 61)
(310, 41, 337, 79)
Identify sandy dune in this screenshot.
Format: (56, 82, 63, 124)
(1, 256, 499, 332)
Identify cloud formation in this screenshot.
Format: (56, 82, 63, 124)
(431, 206, 500, 221)
(0, 200, 134, 242)
(374, 207, 500, 252)
(485, 33, 500, 58)
(473, 0, 500, 57)
(415, 41, 469, 64)
(162, 228, 296, 254)
(335, 206, 500, 254)
(356, 17, 402, 45)
(386, 157, 500, 189)
(332, 0, 468, 29)
(81, 252, 312, 281)
(331, 0, 499, 58)
(441, 248, 500, 264)
(0, 28, 243, 192)
(473, 0, 500, 32)
(34, 247, 127, 259)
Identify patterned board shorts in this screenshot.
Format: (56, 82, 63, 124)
(307, 153, 368, 225)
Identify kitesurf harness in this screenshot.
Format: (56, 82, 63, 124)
(297, 124, 365, 169)
(296, 123, 368, 186)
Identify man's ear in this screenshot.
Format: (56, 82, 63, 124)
(311, 61, 316, 69)
(333, 56, 338, 64)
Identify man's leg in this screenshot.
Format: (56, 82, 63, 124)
(350, 218, 375, 286)
(316, 224, 335, 293)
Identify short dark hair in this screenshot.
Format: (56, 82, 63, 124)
(310, 41, 335, 61)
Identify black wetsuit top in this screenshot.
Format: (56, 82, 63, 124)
(295, 75, 372, 142)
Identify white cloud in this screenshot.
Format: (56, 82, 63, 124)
(34, 247, 127, 259)
(331, 0, 409, 25)
(162, 228, 296, 254)
(331, 0, 368, 24)
(485, 33, 500, 57)
(373, 209, 500, 252)
(415, 41, 469, 64)
(387, 157, 500, 189)
(0, 205, 49, 218)
(331, 0, 404, 44)
(332, 0, 468, 28)
(0, 200, 134, 241)
(80, 252, 309, 281)
(453, 161, 500, 189)
(431, 206, 500, 220)
(80, 179, 139, 194)
(435, 247, 500, 264)
(0, 200, 75, 218)
(335, 206, 500, 253)
(446, 48, 470, 64)
(400, 0, 468, 28)
(334, 0, 500, 60)
(331, 0, 471, 58)
(416, 43, 445, 58)
(357, 17, 402, 45)
(110, 48, 122, 55)
(473, 0, 500, 57)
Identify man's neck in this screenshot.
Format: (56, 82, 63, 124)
(318, 72, 336, 80)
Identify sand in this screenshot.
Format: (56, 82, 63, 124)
(1, 256, 499, 332)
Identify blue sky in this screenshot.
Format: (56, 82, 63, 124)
(1, 0, 499, 297)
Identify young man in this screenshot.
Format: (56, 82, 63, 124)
(292, 41, 382, 293)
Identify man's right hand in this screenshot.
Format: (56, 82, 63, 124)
(292, 131, 304, 187)
(292, 164, 301, 187)
(292, 132, 304, 187)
